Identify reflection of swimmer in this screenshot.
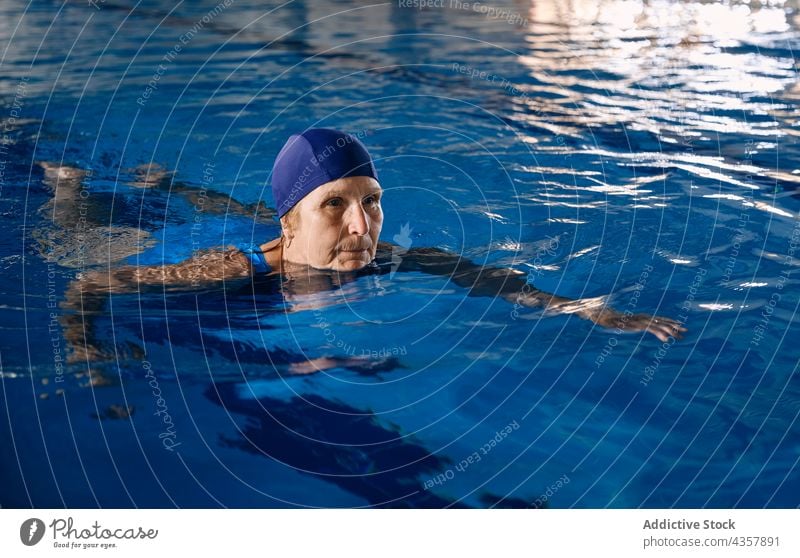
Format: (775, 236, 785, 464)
(34, 161, 273, 268)
(124, 162, 274, 222)
(62, 128, 685, 365)
(34, 162, 156, 268)
(33, 160, 270, 364)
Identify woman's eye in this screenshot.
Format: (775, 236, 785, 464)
(325, 198, 342, 207)
(363, 195, 379, 206)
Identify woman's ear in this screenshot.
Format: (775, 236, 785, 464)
(279, 207, 299, 248)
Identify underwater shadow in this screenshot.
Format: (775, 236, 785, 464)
(207, 382, 461, 508)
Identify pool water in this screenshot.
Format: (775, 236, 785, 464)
(1, 0, 799, 508)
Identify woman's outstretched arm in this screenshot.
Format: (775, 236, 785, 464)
(389, 243, 686, 342)
(59, 248, 254, 362)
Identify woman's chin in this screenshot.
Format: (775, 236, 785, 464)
(335, 260, 368, 271)
(333, 253, 370, 271)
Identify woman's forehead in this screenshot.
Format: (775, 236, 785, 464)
(312, 176, 382, 198)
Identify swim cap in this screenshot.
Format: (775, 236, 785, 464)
(271, 128, 378, 218)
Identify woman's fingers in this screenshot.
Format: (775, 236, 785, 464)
(648, 325, 677, 342)
(645, 316, 687, 341)
(599, 312, 688, 341)
(648, 327, 670, 342)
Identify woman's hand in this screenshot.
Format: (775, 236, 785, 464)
(590, 308, 687, 342)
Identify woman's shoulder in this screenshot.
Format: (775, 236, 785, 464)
(259, 237, 282, 253)
(259, 237, 282, 271)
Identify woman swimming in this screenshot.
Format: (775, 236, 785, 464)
(59, 127, 686, 365)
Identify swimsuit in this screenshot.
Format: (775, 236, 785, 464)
(238, 243, 272, 274)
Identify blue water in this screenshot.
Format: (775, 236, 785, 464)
(1, 0, 799, 508)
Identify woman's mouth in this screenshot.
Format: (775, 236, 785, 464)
(339, 247, 369, 254)
(340, 250, 367, 259)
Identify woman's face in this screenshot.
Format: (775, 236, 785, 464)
(282, 176, 383, 271)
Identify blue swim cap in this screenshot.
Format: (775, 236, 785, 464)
(271, 128, 378, 218)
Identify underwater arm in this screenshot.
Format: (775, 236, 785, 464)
(395, 245, 686, 342)
(70, 248, 253, 293)
(59, 248, 254, 362)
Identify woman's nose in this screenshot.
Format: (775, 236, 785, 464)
(347, 204, 369, 236)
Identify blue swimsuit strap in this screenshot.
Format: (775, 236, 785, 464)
(238, 243, 271, 273)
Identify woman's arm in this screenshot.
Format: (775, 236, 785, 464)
(73, 247, 253, 293)
(392, 244, 686, 342)
(60, 247, 254, 362)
